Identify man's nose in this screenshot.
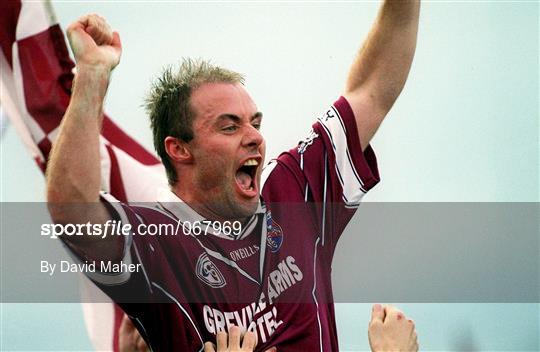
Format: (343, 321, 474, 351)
(242, 125, 264, 150)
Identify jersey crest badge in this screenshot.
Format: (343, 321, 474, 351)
(196, 253, 226, 288)
(266, 211, 284, 253)
(298, 128, 319, 154)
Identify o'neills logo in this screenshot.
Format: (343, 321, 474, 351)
(196, 253, 226, 288)
(266, 211, 283, 253)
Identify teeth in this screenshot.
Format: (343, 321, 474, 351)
(243, 159, 258, 166)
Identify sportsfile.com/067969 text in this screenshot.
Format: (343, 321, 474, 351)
(40, 220, 242, 239)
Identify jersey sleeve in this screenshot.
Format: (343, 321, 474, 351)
(62, 193, 203, 350)
(61, 192, 162, 304)
(311, 96, 380, 205)
(264, 96, 380, 249)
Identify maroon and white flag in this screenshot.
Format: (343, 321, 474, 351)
(0, 1, 167, 350)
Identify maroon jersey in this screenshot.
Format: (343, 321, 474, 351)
(75, 97, 379, 351)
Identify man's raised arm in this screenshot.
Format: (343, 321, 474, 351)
(344, 0, 420, 150)
(46, 14, 123, 261)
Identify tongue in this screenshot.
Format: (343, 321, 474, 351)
(235, 170, 253, 190)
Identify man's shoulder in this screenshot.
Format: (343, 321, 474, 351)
(127, 202, 178, 224)
(261, 156, 307, 203)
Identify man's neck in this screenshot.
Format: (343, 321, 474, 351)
(169, 187, 251, 226)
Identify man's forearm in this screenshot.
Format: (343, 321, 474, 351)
(46, 66, 109, 204)
(346, 0, 420, 111)
(379, 0, 420, 27)
(45, 14, 124, 260)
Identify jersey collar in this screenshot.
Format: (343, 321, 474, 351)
(156, 188, 265, 240)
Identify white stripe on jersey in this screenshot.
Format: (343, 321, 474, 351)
(311, 237, 323, 352)
(321, 153, 328, 247)
(331, 106, 348, 137)
(238, 215, 257, 240)
(299, 153, 311, 201)
(133, 240, 153, 293)
(133, 317, 154, 352)
(330, 105, 366, 192)
(318, 105, 367, 207)
(151, 282, 205, 352)
(258, 215, 267, 282)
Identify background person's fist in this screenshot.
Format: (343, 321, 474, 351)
(203, 326, 277, 352)
(368, 304, 418, 352)
(66, 14, 121, 71)
(118, 314, 150, 352)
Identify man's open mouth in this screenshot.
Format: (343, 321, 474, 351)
(235, 158, 259, 194)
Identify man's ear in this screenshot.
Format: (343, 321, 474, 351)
(164, 136, 193, 164)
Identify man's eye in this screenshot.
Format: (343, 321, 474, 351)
(222, 126, 238, 132)
(252, 123, 262, 130)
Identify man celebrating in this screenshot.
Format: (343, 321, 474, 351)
(46, 1, 420, 351)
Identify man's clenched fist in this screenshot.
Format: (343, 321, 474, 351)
(368, 304, 418, 352)
(66, 14, 121, 71)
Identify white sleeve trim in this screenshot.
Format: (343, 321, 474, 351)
(317, 105, 367, 206)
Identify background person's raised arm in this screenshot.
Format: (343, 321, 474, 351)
(46, 14, 123, 261)
(344, 0, 420, 150)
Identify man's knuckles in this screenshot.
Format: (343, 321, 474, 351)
(86, 19, 113, 45)
(71, 14, 113, 46)
(385, 308, 406, 323)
